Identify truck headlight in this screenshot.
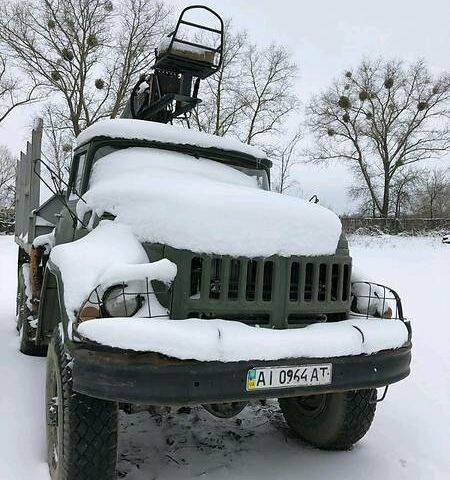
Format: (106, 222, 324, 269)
(101, 283, 144, 317)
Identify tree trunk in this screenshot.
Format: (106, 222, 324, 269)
(395, 196, 400, 218)
(381, 173, 390, 217)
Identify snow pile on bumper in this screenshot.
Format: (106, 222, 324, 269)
(77, 317, 409, 362)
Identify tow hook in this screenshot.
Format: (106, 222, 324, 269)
(370, 385, 389, 404)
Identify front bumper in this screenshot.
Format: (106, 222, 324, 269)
(71, 342, 412, 405)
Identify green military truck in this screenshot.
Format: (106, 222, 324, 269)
(14, 6, 412, 480)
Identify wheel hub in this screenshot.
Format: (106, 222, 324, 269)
(202, 401, 248, 418)
(295, 394, 327, 417)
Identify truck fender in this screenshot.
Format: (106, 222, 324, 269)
(37, 262, 68, 345)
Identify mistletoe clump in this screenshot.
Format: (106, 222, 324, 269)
(338, 95, 351, 109)
(95, 78, 105, 89)
(51, 70, 61, 81)
(384, 77, 394, 89)
(359, 90, 369, 101)
(61, 47, 74, 61)
(87, 34, 98, 47)
(417, 101, 428, 111)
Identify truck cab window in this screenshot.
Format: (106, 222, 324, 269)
(70, 153, 86, 199)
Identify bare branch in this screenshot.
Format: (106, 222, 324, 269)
(270, 129, 302, 193)
(0, 145, 16, 207)
(193, 19, 248, 136)
(0, 54, 42, 123)
(240, 43, 298, 144)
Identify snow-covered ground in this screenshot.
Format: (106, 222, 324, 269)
(0, 234, 449, 480)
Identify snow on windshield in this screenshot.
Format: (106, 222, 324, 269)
(77, 147, 342, 257)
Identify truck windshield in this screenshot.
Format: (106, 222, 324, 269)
(92, 145, 270, 190)
(231, 165, 269, 190)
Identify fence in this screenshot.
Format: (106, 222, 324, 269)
(3, 208, 449, 237)
(341, 217, 450, 234)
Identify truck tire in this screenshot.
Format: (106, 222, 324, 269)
(46, 328, 118, 480)
(279, 389, 376, 450)
(17, 266, 46, 356)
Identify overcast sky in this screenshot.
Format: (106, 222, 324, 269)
(1, 0, 449, 213)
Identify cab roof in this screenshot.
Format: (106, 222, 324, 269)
(76, 119, 270, 167)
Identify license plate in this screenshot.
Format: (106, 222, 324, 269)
(246, 364, 332, 391)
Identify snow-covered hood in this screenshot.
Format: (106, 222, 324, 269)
(77, 147, 342, 258)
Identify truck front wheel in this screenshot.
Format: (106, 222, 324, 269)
(46, 328, 118, 480)
(279, 389, 376, 450)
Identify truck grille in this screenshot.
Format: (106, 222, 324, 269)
(190, 257, 276, 303)
(167, 252, 352, 328)
(288, 261, 351, 303)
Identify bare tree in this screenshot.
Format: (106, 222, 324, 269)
(192, 20, 247, 136)
(348, 170, 377, 218)
(0, 54, 40, 123)
(0, 0, 171, 136)
(41, 105, 73, 188)
(192, 28, 298, 145)
(412, 167, 449, 218)
(270, 130, 302, 193)
(390, 168, 422, 218)
(0, 146, 16, 207)
(240, 44, 298, 145)
(307, 59, 450, 217)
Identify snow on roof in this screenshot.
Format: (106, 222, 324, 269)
(76, 147, 342, 257)
(77, 316, 409, 361)
(76, 119, 267, 160)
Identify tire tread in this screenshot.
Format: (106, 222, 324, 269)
(51, 328, 118, 479)
(330, 389, 376, 450)
(279, 389, 376, 450)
